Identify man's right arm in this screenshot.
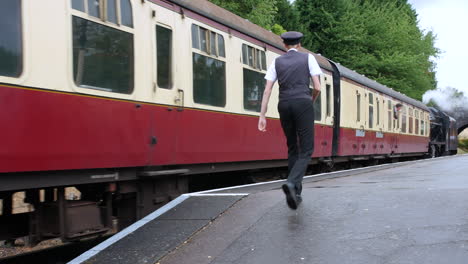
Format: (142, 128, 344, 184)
(311, 75, 321, 101)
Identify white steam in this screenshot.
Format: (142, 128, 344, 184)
(422, 87, 468, 112)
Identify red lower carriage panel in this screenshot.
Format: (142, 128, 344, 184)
(172, 110, 333, 165)
(0, 85, 333, 173)
(0, 85, 152, 173)
(337, 127, 429, 157)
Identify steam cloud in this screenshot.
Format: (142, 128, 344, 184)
(422, 87, 468, 112)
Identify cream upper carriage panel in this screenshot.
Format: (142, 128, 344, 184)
(146, 1, 181, 106)
(340, 79, 366, 130)
(334, 63, 429, 135)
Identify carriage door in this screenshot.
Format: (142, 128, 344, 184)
(150, 10, 180, 165)
(323, 77, 334, 155)
(355, 88, 366, 154)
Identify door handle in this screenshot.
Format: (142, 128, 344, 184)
(176, 89, 184, 111)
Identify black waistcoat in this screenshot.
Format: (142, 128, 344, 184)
(275, 51, 311, 102)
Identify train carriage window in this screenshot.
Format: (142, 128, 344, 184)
(242, 45, 248, 64)
(256, 50, 263, 69)
(87, 0, 100, 18)
(242, 44, 266, 70)
(326, 84, 331, 117)
(368, 93, 374, 129)
(72, 0, 133, 28)
(72, 16, 134, 94)
(415, 110, 419, 135)
(356, 93, 361, 122)
(191, 24, 226, 107)
(192, 25, 200, 49)
(0, 0, 23, 78)
(243, 69, 265, 112)
(200, 28, 208, 53)
(409, 108, 413, 134)
(107, 0, 118, 24)
(314, 92, 322, 121)
(210, 32, 217, 55)
(72, 0, 85, 12)
(247, 47, 254, 67)
(120, 0, 133, 28)
(242, 44, 267, 112)
(401, 106, 407, 133)
(387, 100, 392, 131)
(393, 103, 400, 130)
(420, 113, 424, 135)
(218, 35, 225, 57)
(193, 53, 226, 107)
(260, 51, 267, 71)
(376, 98, 380, 126)
(156, 25, 172, 89)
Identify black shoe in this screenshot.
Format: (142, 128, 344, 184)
(282, 183, 298, 210)
(296, 195, 302, 206)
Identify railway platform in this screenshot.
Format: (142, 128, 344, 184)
(71, 155, 468, 264)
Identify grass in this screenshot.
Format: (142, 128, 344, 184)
(458, 148, 468, 154)
(458, 138, 468, 154)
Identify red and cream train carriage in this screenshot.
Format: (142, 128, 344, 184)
(0, 0, 430, 244)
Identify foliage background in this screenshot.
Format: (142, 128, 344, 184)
(208, 0, 440, 101)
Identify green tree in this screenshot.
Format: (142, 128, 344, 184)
(208, 0, 278, 30)
(271, 24, 287, 35)
(295, 0, 439, 100)
(273, 0, 301, 32)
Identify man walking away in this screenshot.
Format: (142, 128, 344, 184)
(258, 31, 322, 210)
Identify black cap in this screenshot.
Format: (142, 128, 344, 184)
(280, 31, 303, 45)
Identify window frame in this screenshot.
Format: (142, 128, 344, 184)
(387, 99, 392, 132)
(326, 84, 331, 117)
(401, 105, 407, 133)
(155, 23, 173, 90)
(191, 23, 227, 108)
(408, 108, 414, 134)
(368, 92, 374, 129)
(241, 43, 267, 113)
(72, 0, 133, 29)
(70, 0, 135, 95)
(241, 43, 267, 71)
(192, 24, 225, 59)
(356, 91, 361, 123)
(376, 97, 380, 126)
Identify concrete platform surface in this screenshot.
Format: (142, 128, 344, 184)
(159, 155, 468, 264)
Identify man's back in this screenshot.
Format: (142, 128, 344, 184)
(276, 51, 311, 101)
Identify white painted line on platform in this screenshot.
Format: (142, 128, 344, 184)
(68, 192, 248, 263)
(193, 156, 454, 194)
(189, 193, 249, 197)
(68, 194, 190, 264)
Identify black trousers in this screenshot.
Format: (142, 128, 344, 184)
(278, 98, 315, 195)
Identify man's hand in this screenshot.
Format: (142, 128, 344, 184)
(312, 88, 321, 101)
(258, 116, 267, 132)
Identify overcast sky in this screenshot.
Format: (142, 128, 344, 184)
(407, 0, 467, 93)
